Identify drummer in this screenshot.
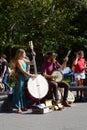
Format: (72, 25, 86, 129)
(12, 49, 37, 113)
(41, 51, 71, 108)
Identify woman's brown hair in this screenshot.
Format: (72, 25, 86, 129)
(11, 49, 25, 79)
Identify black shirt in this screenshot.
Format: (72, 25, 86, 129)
(2, 61, 9, 75)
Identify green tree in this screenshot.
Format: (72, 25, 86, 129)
(0, 0, 87, 63)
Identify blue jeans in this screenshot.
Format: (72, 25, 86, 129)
(63, 71, 75, 82)
(2, 74, 10, 91)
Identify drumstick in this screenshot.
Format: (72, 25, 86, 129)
(62, 50, 71, 69)
(66, 50, 71, 57)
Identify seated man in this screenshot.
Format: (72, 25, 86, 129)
(61, 67, 75, 84)
(41, 51, 71, 108)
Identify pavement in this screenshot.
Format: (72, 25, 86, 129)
(0, 101, 87, 130)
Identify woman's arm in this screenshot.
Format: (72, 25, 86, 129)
(24, 58, 34, 65)
(17, 60, 36, 78)
(73, 54, 79, 65)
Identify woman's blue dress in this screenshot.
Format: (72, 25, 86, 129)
(13, 63, 28, 109)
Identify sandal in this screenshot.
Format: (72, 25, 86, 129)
(54, 105, 63, 111)
(54, 105, 59, 110)
(17, 108, 23, 114)
(57, 103, 64, 110)
(22, 108, 28, 111)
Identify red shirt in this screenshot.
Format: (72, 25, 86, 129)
(73, 58, 86, 73)
(42, 60, 61, 75)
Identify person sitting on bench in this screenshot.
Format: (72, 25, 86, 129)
(72, 50, 86, 98)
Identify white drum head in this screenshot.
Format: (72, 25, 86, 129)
(27, 74, 49, 99)
(51, 70, 63, 82)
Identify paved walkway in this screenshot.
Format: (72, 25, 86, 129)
(0, 102, 87, 130)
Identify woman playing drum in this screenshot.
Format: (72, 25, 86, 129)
(12, 49, 37, 113)
(41, 51, 71, 108)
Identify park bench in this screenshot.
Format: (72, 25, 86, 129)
(70, 85, 87, 101)
(70, 85, 87, 91)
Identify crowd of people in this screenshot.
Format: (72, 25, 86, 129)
(0, 48, 87, 113)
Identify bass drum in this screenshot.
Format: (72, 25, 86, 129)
(27, 74, 49, 99)
(67, 90, 75, 103)
(58, 89, 75, 104)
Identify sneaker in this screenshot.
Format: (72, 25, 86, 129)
(53, 101, 64, 110)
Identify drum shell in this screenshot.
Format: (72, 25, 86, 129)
(51, 70, 63, 82)
(26, 74, 49, 100)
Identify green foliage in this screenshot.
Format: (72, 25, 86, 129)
(0, 0, 87, 60)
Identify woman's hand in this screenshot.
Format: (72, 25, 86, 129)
(64, 56, 68, 62)
(30, 60, 34, 65)
(31, 74, 37, 78)
(32, 51, 36, 56)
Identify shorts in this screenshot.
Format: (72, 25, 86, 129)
(74, 72, 86, 80)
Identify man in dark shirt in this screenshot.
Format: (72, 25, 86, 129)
(1, 54, 11, 91)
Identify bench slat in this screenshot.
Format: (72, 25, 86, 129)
(70, 86, 87, 91)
